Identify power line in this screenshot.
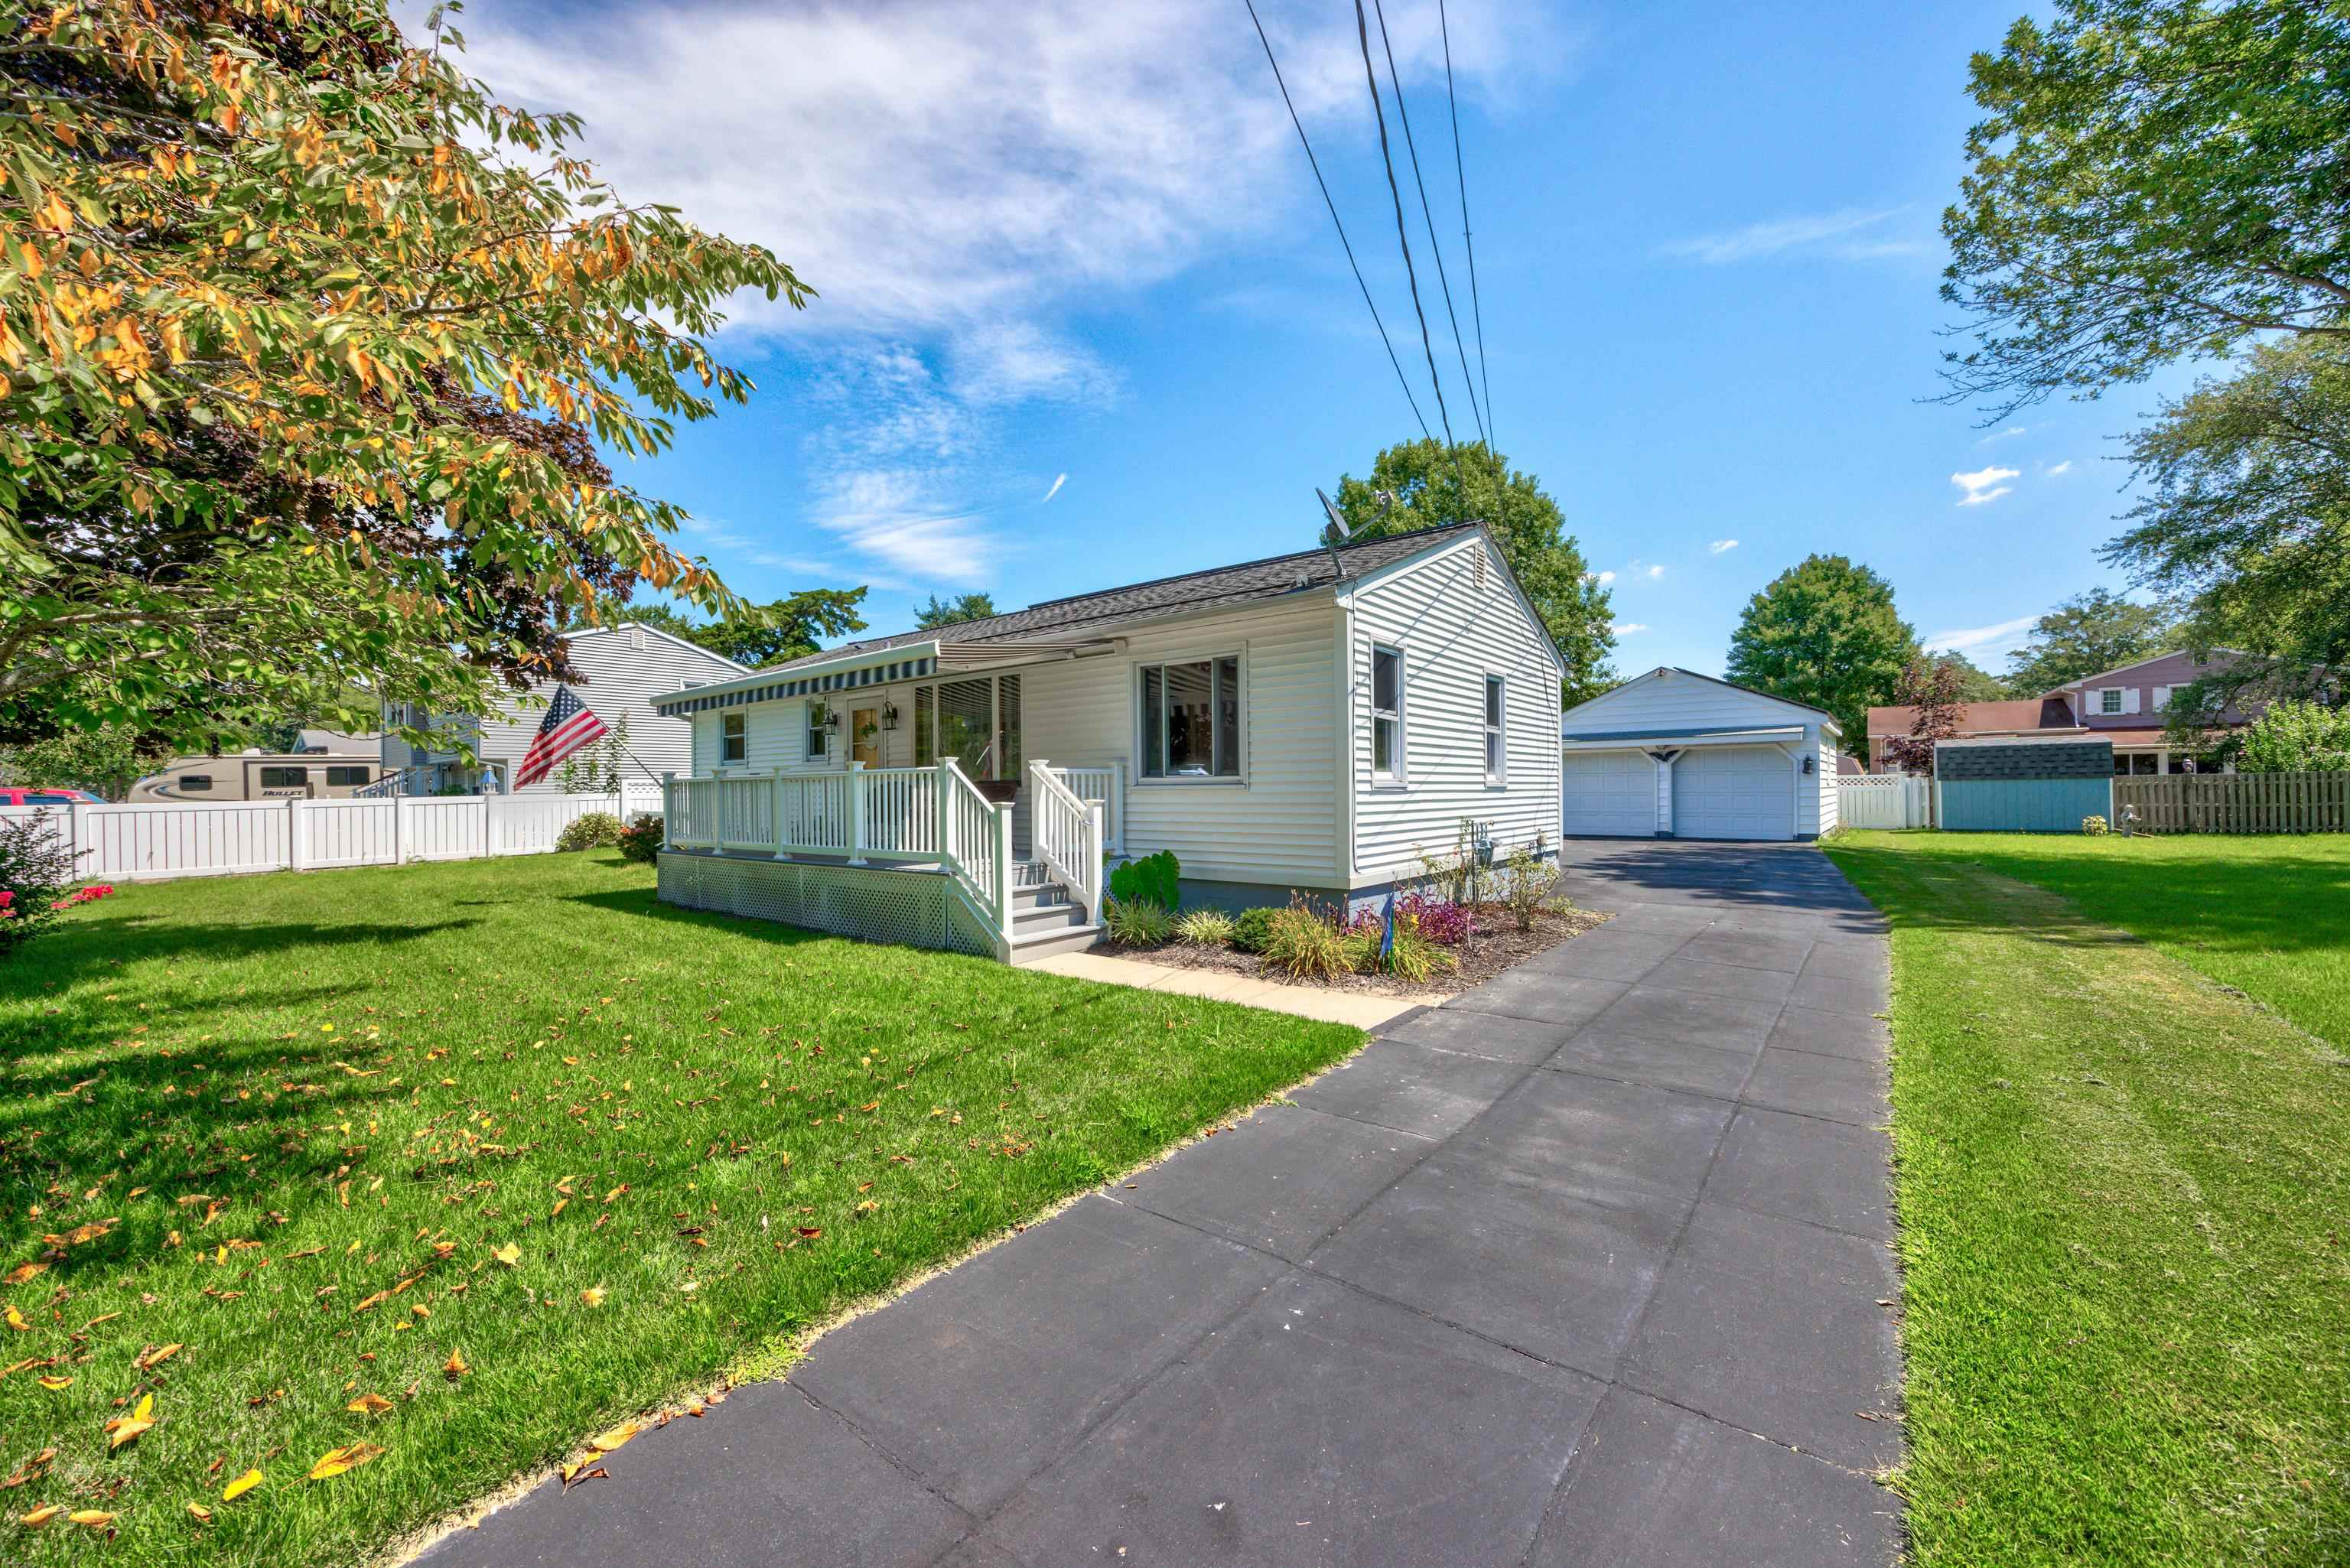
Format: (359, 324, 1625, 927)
(1351, 0, 1457, 454)
(1372, 0, 1486, 448)
(1243, 0, 1430, 443)
(1439, 0, 1492, 449)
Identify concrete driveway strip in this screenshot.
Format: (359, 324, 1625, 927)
(415, 841, 1900, 1568)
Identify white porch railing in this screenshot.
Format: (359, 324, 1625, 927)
(663, 762, 1014, 935)
(1027, 760, 1105, 925)
(1051, 763, 1125, 854)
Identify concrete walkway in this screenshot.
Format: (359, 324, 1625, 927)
(417, 841, 1901, 1568)
(1025, 948, 1443, 1029)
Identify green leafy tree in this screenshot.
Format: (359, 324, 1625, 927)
(0, 0, 806, 750)
(1941, 0, 2350, 414)
(2104, 338, 2350, 717)
(576, 590, 868, 670)
(913, 593, 998, 629)
(1724, 555, 1919, 745)
(0, 724, 173, 800)
(1934, 650, 2010, 702)
(1333, 440, 1615, 704)
(2003, 588, 2179, 696)
(2233, 700, 2350, 773)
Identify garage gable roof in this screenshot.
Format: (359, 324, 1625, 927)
(1560, 724, 1803, 746)
(1561, 667, 1839, 737)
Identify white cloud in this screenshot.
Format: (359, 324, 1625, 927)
(1656, 207, 1917, 265)
(1645, 564, 1666, 580)
(1611, 622, 1649, 636)
(441, 0, 1547, 588)
(1041, 473, 1067, 503)
(812, 470, 1000, 587)
(1923, 613, 2039, 656)
(1707, 538, 1739, 555)
(2045, 460, 2073, 476)
(1951, 464, 2020, 507)
(1589, 569, 1616, 585)
(1976, 425, 2027, 445)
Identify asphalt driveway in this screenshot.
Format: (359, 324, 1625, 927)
(417, 840, 1901, 1567)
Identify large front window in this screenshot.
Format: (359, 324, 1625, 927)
(1138, 656, 1240, 779)
(913, 674, 1020, 781)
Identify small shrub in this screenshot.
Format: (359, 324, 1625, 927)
(1108, 850, 1180, 913)
(617, 812, 664, 864)
(555, 812, 623, 853)
(1230, 906, 1278, 954)
(1264, 896, 1351, 979)
(1398, 890, 1468, 945)
(1173, 908, 1236, 946)
(1342, 903, 1459, 984)
(2081, 815, 2110, 837)
(1102, 896, 1173, 946)
(0, 811, 109, 958)
(1497, 842, 1567, 932)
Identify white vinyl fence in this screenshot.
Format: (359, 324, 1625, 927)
(1, 786, 662, 885)
(1835, 773, 1932, 830)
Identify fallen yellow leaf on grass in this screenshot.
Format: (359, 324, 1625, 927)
(579, 1287, 606, 1308)
(222, 1469, 263, 1501)
(443, 1348, 469, 1380)
(351, 1291, 389, 1315)
(18, 1503, 61, 1527)
(68, 1510, 115, 1529)
(4, 1306, 30, 1332)
(308, 1442, 385, 1480)
(587, 1423, 639, 1455)
(37, 1374, 71, 1391)
(187, 1502, 213, 1523)
(347, 1393, 394, 1416)
(490, 1243, 521, 1267)
(3, 1262, 44, 1286)
(136, 1342, 182, 1370)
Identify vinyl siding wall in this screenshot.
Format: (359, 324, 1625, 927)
(1349, 534, 1564, 881)
(687, 597, 1345, 889)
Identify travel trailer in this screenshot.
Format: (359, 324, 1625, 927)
(127, 751, 386, 802)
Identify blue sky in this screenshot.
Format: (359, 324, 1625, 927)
(450, 0, 2192, 680)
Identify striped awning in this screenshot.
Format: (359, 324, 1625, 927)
(650, 638, 1111, 716)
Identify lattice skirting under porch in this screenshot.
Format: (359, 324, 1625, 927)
(656, 851, 1001, 960)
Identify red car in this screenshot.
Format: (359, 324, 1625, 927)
(0, 787, 106, 807)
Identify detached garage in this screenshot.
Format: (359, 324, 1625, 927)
(1558, 667, 1843, 841)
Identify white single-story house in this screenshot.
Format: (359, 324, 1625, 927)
(1558, 668, 1841, 841)
(651, 521, 1567, 963)
(381, 623, 749, 795)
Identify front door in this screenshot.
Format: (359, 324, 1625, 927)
(851, 707, 881, 766)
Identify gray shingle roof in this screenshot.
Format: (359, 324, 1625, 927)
(763, 520, 1486, 674)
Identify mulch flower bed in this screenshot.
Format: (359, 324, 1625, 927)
(1112, 902, 1613, 997)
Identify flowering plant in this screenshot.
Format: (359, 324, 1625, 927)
(0, 812, 101, 957)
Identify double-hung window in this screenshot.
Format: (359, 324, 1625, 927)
(1483, 675, 1506, 782)
(720, 711, 747, 765)
(805, 703, 828, 760)
(2099, 688, 2124, 715)
(1370, 644, 1404, 784)
(1138, 656, 1242, 779)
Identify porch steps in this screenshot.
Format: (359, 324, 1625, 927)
(1004, 875, 1103, 965)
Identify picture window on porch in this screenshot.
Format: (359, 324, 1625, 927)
(1371, 644, 1404, 783)
(1138, 656, 1241, 779)
(720, 711, 747, 765)
(910, 673, 1021, 781)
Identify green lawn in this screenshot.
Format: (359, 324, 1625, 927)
(0, 853, 1361, 1565)
(1824, 832, 2349, 1566)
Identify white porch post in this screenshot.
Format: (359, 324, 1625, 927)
(994, 801, 1015, 935)
(773, 770, 793, 860)
(847, 760, 868, 865)
(1083, 804, 1105, 925)
(936, 761, 955, 867)
(1110, 759, 1126, 854)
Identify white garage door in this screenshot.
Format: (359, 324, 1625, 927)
(1560, 750, 1656, 838)
(1675, 745, 1795, 840)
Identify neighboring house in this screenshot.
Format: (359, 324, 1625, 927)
(1557, 669, 1841, 841)
(382, 623, 749, 795)
(1866, 649, 2274, 776)
(653, 521, 1566, 962)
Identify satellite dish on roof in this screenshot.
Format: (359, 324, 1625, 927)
(1316, 487, 1352, 542)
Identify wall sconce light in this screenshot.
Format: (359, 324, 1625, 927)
(881, 703, 900, 732)
(1802, 755, 1815, 775)
(822, 707, 841, 730)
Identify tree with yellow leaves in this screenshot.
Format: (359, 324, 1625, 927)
(0, 0, 809, 747)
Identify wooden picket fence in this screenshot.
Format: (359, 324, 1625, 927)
(2111, 771, 2349, 834)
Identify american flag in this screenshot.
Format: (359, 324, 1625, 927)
(513, 686, 609, 787)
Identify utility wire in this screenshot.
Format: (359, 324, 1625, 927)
(1439, 0, 1492, 449)
(1244, 0, 1430, 443)
(1352, 0, 1456, 454)
(1372, 0, 1486, 448)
